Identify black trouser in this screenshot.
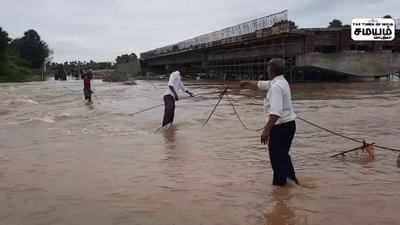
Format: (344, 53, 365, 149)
(268, 120, 296, 186)
(162, 95, 175, 127)
(84, 87, 92, 102)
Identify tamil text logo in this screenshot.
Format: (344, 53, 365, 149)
(352, 18, 395, 41)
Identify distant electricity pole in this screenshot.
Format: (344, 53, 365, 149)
(42, 57, 52, 81)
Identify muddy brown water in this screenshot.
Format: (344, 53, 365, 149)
(0, 79, 399, 225)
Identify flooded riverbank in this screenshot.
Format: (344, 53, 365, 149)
(0, 79, 399, 225)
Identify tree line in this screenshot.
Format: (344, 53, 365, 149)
(48, 60, 113, 75)
(48, 53, 138, 79)
(0, 27, 50, 81)
(328, 15, 393, 28)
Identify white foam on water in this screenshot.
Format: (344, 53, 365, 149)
(23, 116, 56, 124)
(81, 128, 89, 134)
(55, 112, 72, 120)
(35, 117, 56, 123)
(7, 99, 39, 105)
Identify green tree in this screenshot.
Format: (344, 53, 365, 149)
(0, 27, 10, 55)
(95, 62, 112, 70)
(0, 27, 11, 74)
(328, 19, 343, 28)
(12, 29, 50, 68)
(273, 20, 298, 29)
(116, 54, 130, 64)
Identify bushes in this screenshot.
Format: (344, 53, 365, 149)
(0, 57, 41, 82)
(103, 71, 130, 82)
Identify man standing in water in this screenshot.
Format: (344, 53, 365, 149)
(162, 69, 194, 128)
(239, 58, 298, 186)
(82, 70, 93, 104)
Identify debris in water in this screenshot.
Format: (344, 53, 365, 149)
(123, 81, 137, 85)
(363, 142, 376, 160)
(331, 140, 375, 160)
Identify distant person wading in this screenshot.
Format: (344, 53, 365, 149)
(82, 70, 93, 104)
(239, 58, 299, 186)
(162, 69, 194, 128)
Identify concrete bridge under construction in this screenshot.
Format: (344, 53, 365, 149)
(140, 11, 400, 81)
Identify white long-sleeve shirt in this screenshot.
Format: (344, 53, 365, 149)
(163, 71, 186, 99)
(257, 75, 296, 125)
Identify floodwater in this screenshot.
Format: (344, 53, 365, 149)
(0, 79, 399, 225)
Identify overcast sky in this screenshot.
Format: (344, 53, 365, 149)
(1, 0, 398, 62)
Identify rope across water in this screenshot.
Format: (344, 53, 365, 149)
(223, 91, 400, 153)
(104, 84, 400, 153)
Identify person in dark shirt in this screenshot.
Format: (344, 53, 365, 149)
(83, 70, 93, 103)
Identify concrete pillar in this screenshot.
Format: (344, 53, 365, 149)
(201, 53, 208, 74)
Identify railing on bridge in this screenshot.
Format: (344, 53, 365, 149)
(141, 10, 288, 59)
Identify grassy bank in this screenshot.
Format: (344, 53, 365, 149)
(0, 56, 44, 82)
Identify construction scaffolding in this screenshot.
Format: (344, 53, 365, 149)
(141, 10, 288, 59)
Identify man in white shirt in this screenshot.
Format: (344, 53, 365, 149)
(239, 58, 298, 186)
(162, 69, 194, 127)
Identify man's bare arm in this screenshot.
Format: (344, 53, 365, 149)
(261, 115, 280, 145)
(239, 81, 259, 90)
